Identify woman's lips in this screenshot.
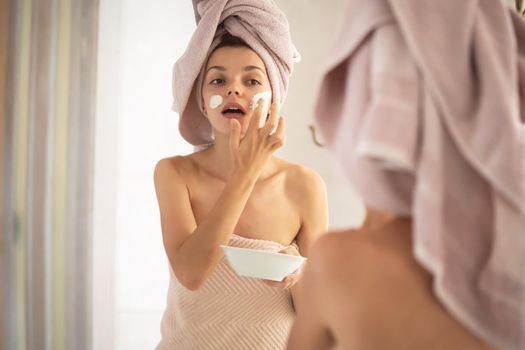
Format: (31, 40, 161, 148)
(221, 101, 246, 118)
(222, 113, 245, 119)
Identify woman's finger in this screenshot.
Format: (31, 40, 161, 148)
(261, 271, 300, 289)
(262, 279, 292, 289)
(229, 119, 241, 151)
(268, 117, 285, 152)
(262, 279, 280, 288)
(278, 245, 300, 256)
(246, 99, 264, 135)
(261, 102, 279, 135)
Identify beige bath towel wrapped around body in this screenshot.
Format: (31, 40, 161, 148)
(156, 234, 295, 350)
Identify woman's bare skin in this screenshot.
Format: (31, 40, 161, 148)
(154, 46, 327, 295)
(287, 209, 494, 350)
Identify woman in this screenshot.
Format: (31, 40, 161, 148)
(287, 0, 525, 349)
(154, 1, 327, 349)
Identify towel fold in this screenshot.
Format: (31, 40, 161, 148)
(315, 1, 525, 349)
(173, 0, 300, 145)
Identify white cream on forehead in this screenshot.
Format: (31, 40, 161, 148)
(209, 95, 223, 109)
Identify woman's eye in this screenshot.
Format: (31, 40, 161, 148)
(247, 79, 261, 86)
(210, 78, 224, 85)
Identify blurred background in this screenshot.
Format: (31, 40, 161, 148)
(1, 0, 522, 350)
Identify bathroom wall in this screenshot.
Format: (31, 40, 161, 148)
(95, 1, 194, 349)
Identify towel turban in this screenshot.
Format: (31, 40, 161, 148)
(173, 0, 301, 145)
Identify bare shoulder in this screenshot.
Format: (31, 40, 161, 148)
(311, 222, 413, 281)
(308, 230, 368, 282)
(273, 158, 326, 199)
(154, 155, 185, 180)
(154, 151, 206, 181)
(312, 230, 360, 261)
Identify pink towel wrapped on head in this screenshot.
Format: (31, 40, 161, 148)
(315, 0, 525, 349)
(173, 0, 301, 146)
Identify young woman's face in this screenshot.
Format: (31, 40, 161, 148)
(202, 46, 272, 137)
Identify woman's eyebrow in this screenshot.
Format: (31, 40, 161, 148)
(244, 65, 265, 73)
(206, 66, 226, 73)
(206, 65, 265, 74)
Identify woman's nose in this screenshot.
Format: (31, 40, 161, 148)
(227, 89, 240, 96)
(226, 81, 242, 96)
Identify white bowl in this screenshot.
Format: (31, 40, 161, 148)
(221, 245, 307, 282)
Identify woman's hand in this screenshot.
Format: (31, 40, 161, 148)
(229, 101, 285, 180)
(262, 245, 303, 289)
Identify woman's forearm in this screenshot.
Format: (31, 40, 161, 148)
(171, 170, 257, 290)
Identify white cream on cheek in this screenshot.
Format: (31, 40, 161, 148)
(250, 91, 271, 110)
(209, 95, 223, 110)
(250, 91, 272, 128)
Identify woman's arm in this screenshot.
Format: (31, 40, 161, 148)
(154, 102, 285, 290)
(290, 169, 328, 304)
(294, 169, 328, 257)
(154, 157, 257, 290)
(287, 234, 335, 350)
(262, 168, 328, 292)
(263, 168, 328, 295)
